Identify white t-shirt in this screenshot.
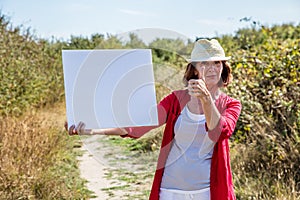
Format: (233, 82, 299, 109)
(161, 105, 216, 190)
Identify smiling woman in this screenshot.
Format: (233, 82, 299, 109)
(67, 38, 242, 200)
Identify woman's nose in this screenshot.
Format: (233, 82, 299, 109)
(206, 64, 216, 71)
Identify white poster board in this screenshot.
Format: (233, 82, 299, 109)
(62, 49, 158, 129)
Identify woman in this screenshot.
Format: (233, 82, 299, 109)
(67, 39, 241, 200)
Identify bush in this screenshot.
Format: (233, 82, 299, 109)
(0, 14, 64, 116)
(221, 24, 300, 199)
(0, 14, 91, 199)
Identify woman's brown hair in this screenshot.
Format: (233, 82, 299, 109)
(182, 61, 232, 87)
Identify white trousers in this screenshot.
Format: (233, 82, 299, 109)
(159, 188, 210, 200)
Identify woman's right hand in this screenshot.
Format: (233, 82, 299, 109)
(64, 121, 92, 135)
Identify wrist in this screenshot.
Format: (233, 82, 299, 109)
(83, 129, 93, 135)
(91, 129, 105, 135)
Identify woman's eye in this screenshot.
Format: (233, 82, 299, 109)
(214, 61, 222, 67)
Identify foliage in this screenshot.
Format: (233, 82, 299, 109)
(66, 33, 124, 50)
(220, 23, 300, 199)
(124, 33, 147, 49)
(149, 38, 192, 69)
(0, 14, 91, 199)
(0, 11, 299, 199)
(0, 15, 64, 116)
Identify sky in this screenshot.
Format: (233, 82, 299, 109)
(1, 0, 300, 42)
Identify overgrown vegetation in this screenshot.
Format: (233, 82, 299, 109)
(0, 14, 91, 199)
(0, 12, 299, 199)
(221, 23, 300, 199)
(0, 16, 65, 116)
(0, 111, 92, 199)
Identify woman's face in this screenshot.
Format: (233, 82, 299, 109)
(194, 61, 223, 87)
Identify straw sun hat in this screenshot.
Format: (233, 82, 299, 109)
(188, 39, 230, 62)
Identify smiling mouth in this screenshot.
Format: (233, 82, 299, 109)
(206, 75, 216, 78)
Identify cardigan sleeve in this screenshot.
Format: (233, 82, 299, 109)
(207, 97, 242, 142)
(122, 92, 174, 139)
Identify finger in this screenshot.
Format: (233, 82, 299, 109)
(188, 83, 195, 90)
(189, 81, 199, 90)
(77, 121, 82, 130)
(188, 86, 195, 95)
(64, 121, 68, 131)
(188, 80, 206, 97)
(187, 83, 195, 93)
(192, 85, 208, 97)
(188, 87, 198, 97)
(200, 67, 205, 82)
(190, 78, 206, 94)
(68, 125, 74, 135)
(78, 121, 87, 135)
(189, 88, 201, 96)
(195, 78, 209, 96)
(196, 84, 208, 96)
(77, 122, 83, 134)
(68, 125, 76, 135)
(80, 123, 86, 134)
(189, 79, 198, 85)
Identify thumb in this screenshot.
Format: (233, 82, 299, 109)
(64, 121, 68, 131)
(200, 67, 205, 82)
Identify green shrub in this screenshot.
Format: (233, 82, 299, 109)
(221, 24, 300, 199)
(0, 14, 64, 116)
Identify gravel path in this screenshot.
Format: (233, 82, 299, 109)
(78, 135, 124, 199)
(78, 135, 158, 200)
(78, 143, 110, 199)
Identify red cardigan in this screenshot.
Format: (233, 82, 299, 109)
(124, 89, 241, 200)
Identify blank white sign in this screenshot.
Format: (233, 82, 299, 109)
(62, 49, 158, 129)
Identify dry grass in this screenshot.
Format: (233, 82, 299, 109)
(0, 104, 91, 199)
(231, 120, 300, 200)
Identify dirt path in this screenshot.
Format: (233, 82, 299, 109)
(79, 134, 158, 200)
(78, 135, 131, 200)
(77, 136, 111, 199)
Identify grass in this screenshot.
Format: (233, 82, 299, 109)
(0, 106, 93, 199)
(231, 133, 299, 200)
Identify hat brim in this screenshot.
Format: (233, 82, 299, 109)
(187, 56, 231, 62)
